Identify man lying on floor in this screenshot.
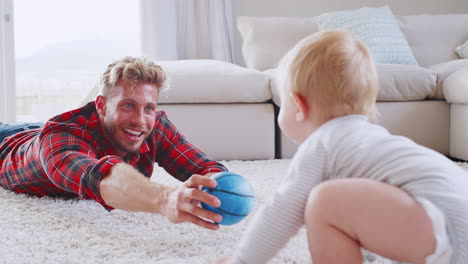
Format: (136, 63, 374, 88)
(0, 56, 226, 231)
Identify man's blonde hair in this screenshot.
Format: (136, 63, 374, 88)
(99, 56, 167, 97)
(279, 29, 378, 121)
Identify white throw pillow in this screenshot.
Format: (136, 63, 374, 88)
(317, 5, 418, 65)
(455, 39, 468, 59)
(237, 16, 318, 71)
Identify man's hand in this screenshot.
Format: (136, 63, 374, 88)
(162, 174, 223, 230)
(100, 164, 223, 230)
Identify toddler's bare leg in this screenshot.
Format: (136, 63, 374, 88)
(304, 178, 435, 264)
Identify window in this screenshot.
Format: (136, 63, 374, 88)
(14, 0, 140, 122)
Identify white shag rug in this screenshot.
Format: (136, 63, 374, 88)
(2, 160, 466, 264)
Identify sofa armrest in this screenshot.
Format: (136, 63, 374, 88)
(443, 67, 468, 104)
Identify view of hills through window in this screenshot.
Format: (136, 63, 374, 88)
(14, 0, 140, 122)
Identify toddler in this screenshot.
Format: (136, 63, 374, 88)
(217, 29, 468, 264)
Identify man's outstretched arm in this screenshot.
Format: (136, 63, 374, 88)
(99, 163, 223, 230)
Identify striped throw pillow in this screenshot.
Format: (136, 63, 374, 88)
(317, 5, 418, 65)
(455, 39, 468, 59)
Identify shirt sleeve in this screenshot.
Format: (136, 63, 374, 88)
(234, 140, 327, 264)
(39, 131, 124, 209)
(152, 111, 227, 181)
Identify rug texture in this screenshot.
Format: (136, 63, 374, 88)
(1, 160, 466, 264)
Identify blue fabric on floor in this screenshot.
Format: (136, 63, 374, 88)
(0, 122, 43, 143)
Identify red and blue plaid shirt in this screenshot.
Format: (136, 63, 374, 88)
(0, 102, 226, 209)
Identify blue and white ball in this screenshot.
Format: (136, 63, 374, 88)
(201, 172, 255, 225)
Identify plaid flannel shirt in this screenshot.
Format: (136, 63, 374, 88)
(0, 102, 227, 209)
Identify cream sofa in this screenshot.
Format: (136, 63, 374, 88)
(157, 60, 275, 161)
(83, 59, 276, 161)
(236, 11, 468, 159)
(85, 11, 468, 161)
(160, 11, 468, 161)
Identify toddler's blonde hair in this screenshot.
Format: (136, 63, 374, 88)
(279, 29, 378, 122)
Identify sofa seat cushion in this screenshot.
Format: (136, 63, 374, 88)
(377, 64, 437, 101)
(429, 59, 468, 99)
(158, 60, 271, 104)
(266, 64, 437, 106)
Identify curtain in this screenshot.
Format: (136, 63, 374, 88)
(141, 0, 234, 62)
(0, 0, 17, 123)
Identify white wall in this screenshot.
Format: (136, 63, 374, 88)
(231, 0, 468, 66)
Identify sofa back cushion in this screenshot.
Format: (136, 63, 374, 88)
(398, 14, 468, 67)
(238, 13, 468, 70)
(237, 16, 318, 71)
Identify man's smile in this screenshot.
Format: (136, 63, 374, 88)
(123, 128, 145, 141)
